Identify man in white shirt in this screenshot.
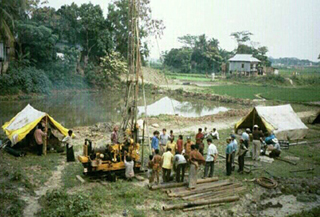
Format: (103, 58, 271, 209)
(159, 128, 169, 155)
(124, 151, 134, 181)
(204, 138, 218, 178)
(241, 128, 250, 148)
(211, 128, 219, 140)
(174, 152, 187, 182)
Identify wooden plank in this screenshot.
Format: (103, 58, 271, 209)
(134, 175, 145, 181)
(183, 203, 225, 212)
(162, 195, 240, 211)
(76, 175, 86, 183)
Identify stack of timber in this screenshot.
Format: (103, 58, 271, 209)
(150, 177, 245, 211)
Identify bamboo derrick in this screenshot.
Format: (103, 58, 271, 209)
(182, 183, 242, 200)
(162, 195, 240, 211)
(186, 186, 246, 201)
(149, 177, 218, 190)
(183, 203, 225, 212)
(168, 180, 232, 197)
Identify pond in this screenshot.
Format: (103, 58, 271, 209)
(0, 92, 230, 129)
(138, 96, 229, 117)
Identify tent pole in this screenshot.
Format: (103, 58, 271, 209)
(43, 116, 48, 155)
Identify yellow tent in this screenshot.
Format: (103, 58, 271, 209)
(2, 104, 70, 145)
(235, 104, 308, 140)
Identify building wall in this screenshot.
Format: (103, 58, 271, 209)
(229, 61, 251, 72)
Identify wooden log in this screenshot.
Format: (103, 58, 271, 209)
(76, 175, 85, 183)
(168, 181, 232, 197)
(196, 177, 219, 184)
(191, 187, 246, 201)
(183, 203, 225, 212)
(166, 178, 220, 193)
(275, 157, 297, 165)
(134, 175, 145, 181)
(289, 168, 314, 173)
(162, 195, 240, 211)
(182, 183, 242, 200)
(184, 185, 244, 201)
(150, 177, 218, 190)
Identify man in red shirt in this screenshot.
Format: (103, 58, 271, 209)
(176, 135, 184, 154)
(195, 128, 204, 155)
(34, 124, 47, 156)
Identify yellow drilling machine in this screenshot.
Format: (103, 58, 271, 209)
(77, 0, 149, 181)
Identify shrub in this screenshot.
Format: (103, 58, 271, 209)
(0, 67, 51, 95)
(37, 190, 98, 217)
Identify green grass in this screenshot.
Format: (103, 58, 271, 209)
(165, 72, 212, 82)
(202, 84, 320, 102)
(0, 151, 63, 217)
(279, 67, 320, 78)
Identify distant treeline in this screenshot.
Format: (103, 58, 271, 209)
(269, 57, 320, 67)
(162, 31, 271, 74)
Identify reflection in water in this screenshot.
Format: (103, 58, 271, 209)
(0, 94, 229, 129)
(138, 97, 229, 118)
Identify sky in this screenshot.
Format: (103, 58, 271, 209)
(48, 0, 320, 61)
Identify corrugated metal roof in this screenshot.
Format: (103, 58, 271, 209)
(229, 54, 260, 62)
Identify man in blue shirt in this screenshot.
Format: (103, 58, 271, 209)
(151, 131, 160, 155)
(230, 134, 238, 171)
(225, 138, 233, 176)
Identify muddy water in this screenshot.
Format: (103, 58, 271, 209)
(138, 96, 229, 117)
(0, 91, 231, 128)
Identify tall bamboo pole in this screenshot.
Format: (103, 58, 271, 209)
(43, 116, 48, 155)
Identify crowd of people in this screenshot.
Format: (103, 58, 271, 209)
(145, 125, 282, 187)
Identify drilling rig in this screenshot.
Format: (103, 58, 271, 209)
(77, 0, 148, 181)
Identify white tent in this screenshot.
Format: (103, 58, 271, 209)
(2, 104, 70, 145)
(235, 104, 308, 140)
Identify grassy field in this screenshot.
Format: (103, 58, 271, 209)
(202, 84, 320, 102)
(279, 67, 320, 78)
(165, 72, 212, 82)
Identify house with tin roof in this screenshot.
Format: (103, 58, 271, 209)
(228, 54, 261, 75)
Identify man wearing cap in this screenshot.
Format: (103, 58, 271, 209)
(241, 128, 250, 149)
(252, 125, 264, 160)
(230, 134, 238, 171)
(160, 128, 169, 155)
